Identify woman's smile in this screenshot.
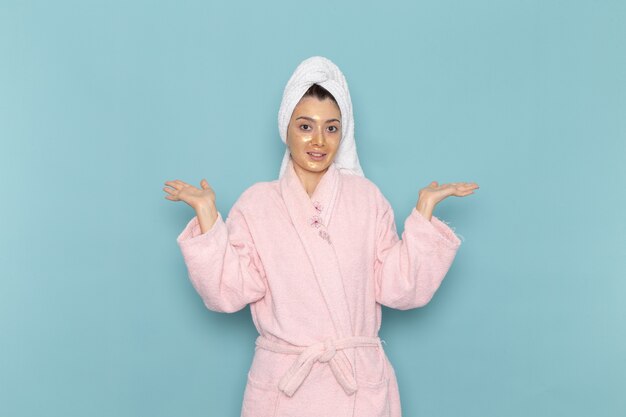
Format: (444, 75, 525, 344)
(307, 151, 327, 161)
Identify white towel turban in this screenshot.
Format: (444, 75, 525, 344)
(278, 56, 365, 178)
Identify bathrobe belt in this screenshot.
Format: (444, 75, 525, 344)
(255, 334, 382, 397)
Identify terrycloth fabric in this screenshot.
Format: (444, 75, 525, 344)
(256, 334, 382, 397)
(177, 158, 462, 417)
(278, 56, 364, 178)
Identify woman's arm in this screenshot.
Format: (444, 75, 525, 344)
(196, 203, 219, 234)
(373, 193, 462, 310)
(177, 200, 267, 313)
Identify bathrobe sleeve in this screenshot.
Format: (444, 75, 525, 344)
(176, 201, 267, 313)
(374, 193, 462, 310)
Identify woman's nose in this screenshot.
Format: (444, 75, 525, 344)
(311, 129, 326, 146)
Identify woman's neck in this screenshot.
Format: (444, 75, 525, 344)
(292, 163, 327, 197)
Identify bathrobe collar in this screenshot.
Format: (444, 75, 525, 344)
(281, 157, 340, 228)
(279, 157, 355, 339)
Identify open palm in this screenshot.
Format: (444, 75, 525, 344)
(163, 179, 215, 210)
(419, 181, 479, 206)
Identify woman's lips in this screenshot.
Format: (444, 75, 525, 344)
(307, 151, 326, 161)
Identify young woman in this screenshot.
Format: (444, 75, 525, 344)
(163, 56, 478, 417)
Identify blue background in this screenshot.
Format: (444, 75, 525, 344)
(1, 1, 625, 416)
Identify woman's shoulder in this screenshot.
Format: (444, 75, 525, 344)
(233, 180, 280, 208)
(340, 172, 386, 200)
(340, 173, 395, 218)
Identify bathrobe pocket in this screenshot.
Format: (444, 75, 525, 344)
(354, 344, 387, 386)
(242, 372, 279, 417)
(354, 346, 391, 417)
(242, 348, 290, 417)
(353, 376, 391, 417)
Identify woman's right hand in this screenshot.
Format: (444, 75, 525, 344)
(163, 178, 216, 211)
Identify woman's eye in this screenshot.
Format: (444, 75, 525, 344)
(300, 124, 311, 131)
(328, 126, 338, 133)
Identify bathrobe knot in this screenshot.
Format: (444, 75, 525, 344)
(255, 335, 382, 398)
(318, 338, 336, 363)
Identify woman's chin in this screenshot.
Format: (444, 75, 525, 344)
(294, 157, 331, 174)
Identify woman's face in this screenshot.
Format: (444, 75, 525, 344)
(286, 95, 341, 176)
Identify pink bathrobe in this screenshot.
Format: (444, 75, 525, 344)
(177, 158, 462, 417)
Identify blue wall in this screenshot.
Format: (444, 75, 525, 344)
(1, 1, 624, 416)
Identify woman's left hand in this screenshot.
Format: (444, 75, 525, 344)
(416, 181, 479, 221)
(419, 181, 479, 206)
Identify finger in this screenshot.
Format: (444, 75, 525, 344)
(164, 180, 184, 190)
(163, 187, 178, 196)
(167, 179, 188, 187)
(201, 179, 209, 189)
(163, 182, 179, 189)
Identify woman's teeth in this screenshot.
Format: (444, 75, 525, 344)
(307, 152, 326, 161)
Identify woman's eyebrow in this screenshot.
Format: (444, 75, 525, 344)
(296, 116, 341, 124)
